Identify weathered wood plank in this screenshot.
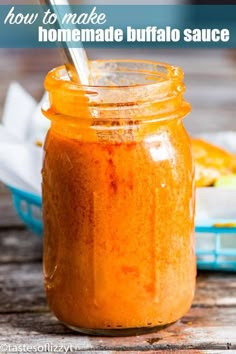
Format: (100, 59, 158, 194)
(0, 225, 236, 312)
(0, 352, 232, 354)
(0, 263, 46, 313)
(113, 352, 236, 354)
(0, 348, 233, 354)
(0, 261, 236, 313)
(115, 352, 235, 354)
(0, 307, 235, 350)
(0, 230, 42, 264)
(0, 350, 232, 354)
(0, 196, 24, 228)
(195, 272, 236, 307)
(0, 183, 9, 195)
(0, 183, 25, 228)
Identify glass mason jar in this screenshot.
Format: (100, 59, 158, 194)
(42, 60, 196, 336)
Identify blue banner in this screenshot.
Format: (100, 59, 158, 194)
(0, 5, 235, 48)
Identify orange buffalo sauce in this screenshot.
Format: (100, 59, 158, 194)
(42, 60, 196, 335)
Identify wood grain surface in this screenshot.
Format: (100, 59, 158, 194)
(0, 198, 236, 351)
(0, 49, 236, 352)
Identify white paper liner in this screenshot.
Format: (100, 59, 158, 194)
(0, 83, 49, 194)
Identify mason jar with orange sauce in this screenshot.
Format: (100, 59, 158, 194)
(42, 60, 196, 336)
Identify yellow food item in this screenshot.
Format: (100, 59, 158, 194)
(191, 138, 236, 187)
(214, 174, 236, 188)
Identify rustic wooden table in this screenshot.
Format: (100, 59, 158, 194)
(0, 49, 236, 353)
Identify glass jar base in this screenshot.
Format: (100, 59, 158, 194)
(66, 322, 174, 337)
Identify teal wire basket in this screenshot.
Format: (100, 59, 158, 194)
(8, 186, 43, 237)
(196, 222, 236, 271)
(8, 186, 236, 272)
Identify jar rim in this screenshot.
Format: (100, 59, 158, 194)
(43, 59, 190, 122)
(45, 59, 184, 92)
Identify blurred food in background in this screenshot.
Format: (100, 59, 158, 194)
(192, 138, 236, 187)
